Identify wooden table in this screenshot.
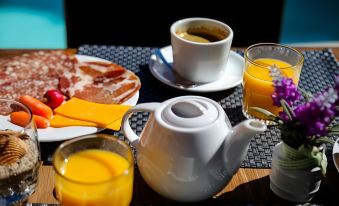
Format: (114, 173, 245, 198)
(29, 166, 339, 204)
(1, 48, 338, 205)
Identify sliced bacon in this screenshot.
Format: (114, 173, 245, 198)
(59, 61, 141, 104)
(78, 61, 125, 78)
(0, 51, 140, 105)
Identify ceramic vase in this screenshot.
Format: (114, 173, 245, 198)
(269, 142, 323, 202)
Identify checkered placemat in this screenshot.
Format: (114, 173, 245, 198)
(78, 45, 339, 169)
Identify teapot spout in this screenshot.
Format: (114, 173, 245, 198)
(224, 119, 266, 175)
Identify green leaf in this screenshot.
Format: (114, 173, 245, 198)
(299, 88, 313, 101)
(249, 107, 278, 122)
(309, 136, 316, 141)
(328, 124, 339, 132)
(298, 144, 327, 176)
(327, 131, 339, 135)
(280, 99, 295, 120)
(314, 137, 335, 145)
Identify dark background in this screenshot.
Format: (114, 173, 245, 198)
(65, 0, 284, 48)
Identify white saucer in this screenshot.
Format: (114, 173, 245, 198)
(149, 45, 244, 92)
(333, 138, 339, 173)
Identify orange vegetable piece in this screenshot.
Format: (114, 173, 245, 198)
(19, 95, 53, 120)
(10, 111, 30, 127)
(32, 114, 50, 128)
(10, 111, 50, 129)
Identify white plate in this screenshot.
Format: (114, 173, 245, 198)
(333, 138, 339, 172)
(37, 55, 139, 142)
(149, 45, 244, 92)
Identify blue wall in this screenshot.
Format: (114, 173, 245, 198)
(0, 0, 338, 48)
(280, 0, 339, 44)
(0, 0, 66, 48)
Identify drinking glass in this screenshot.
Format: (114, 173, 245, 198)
(242, 43, 304, 123)
(53, 134, 134, 206)
(0, 99, 41, 206)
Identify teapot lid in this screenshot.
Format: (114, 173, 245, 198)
(161, 96, 219, 128)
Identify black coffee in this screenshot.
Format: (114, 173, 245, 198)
(176, 26, 228, 43)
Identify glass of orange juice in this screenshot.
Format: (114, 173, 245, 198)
(242, 43, 304, 123)
(52, 134, 134, 206)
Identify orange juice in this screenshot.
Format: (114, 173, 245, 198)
(55, 149, 133, 206)
(243, 58, 300, 118)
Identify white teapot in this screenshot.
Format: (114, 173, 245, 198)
(122, 96, 266, 202)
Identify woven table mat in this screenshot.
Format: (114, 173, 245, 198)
(78, 45, 339, 169)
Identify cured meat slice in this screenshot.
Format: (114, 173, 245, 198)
(0, 51, 140, 105)
(59, 61, 141, 104)
(0, 51, 77, 101)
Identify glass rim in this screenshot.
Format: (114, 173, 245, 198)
(0, 98, 34, 129)
(244, 43, 304, 70)
(52, 134, 133, 185)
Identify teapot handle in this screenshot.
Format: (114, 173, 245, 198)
(122, 103, 161, 147)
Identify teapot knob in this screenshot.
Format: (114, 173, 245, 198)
(171, 101, 206, 118)
(162, 98, 219, 128)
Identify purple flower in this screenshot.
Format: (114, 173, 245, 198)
(293, 87, 338, 137)
(272, 78, 301, 107)
(335, 75, 339, 106)
(279, 111, 290, 122)
(263, 74, 339, 149)
(336, 75, 339, 91)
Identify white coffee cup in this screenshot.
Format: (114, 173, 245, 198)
(170, 17, 233, 83)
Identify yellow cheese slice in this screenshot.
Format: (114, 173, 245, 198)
(50, 114, 98, 128)
(54, 97, 131, 126)
(105, 119, 121, 131)
(50, 114, 123, 131)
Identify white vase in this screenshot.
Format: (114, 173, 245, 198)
(269, 142, 323, 202)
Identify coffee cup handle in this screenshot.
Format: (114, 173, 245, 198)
(122, 103, 161, 147)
